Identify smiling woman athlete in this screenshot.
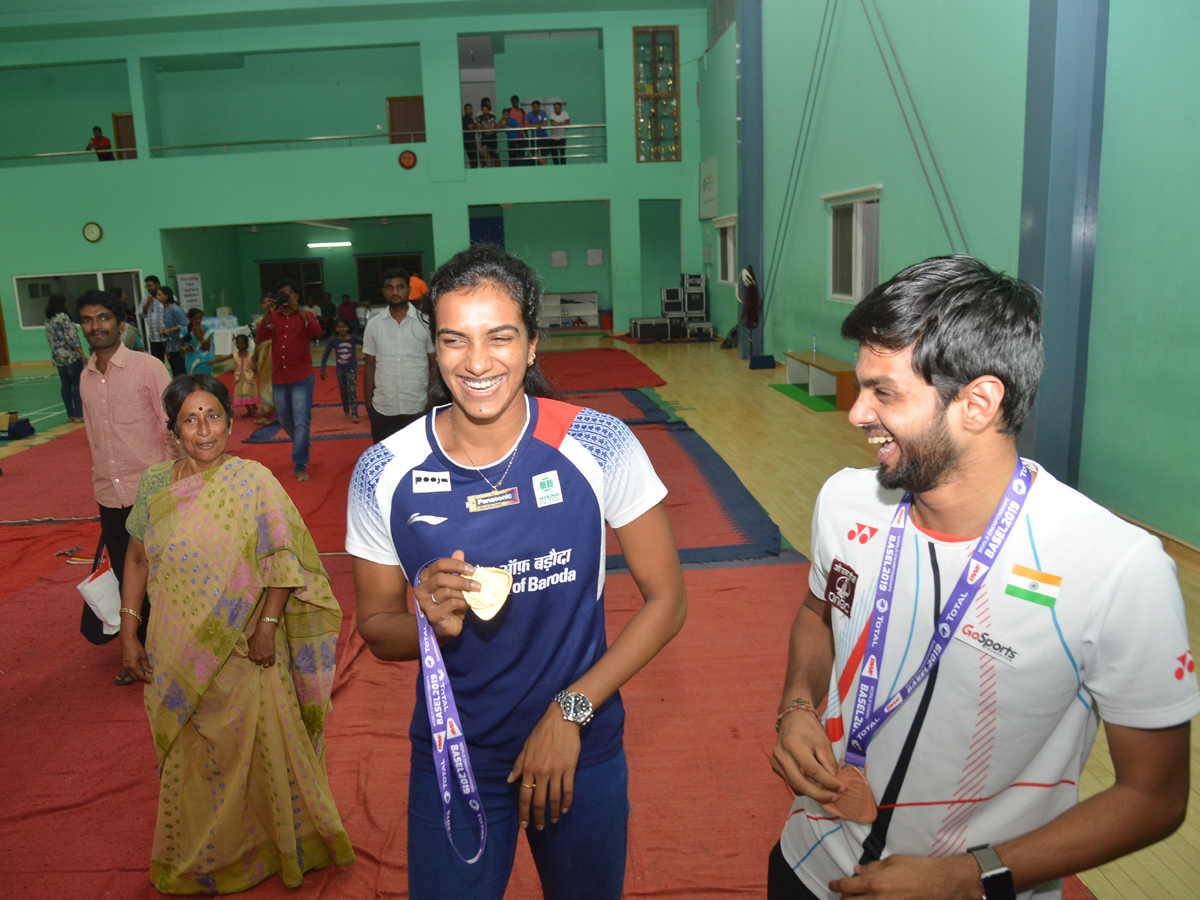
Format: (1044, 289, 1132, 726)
(347, 244, 687, 900)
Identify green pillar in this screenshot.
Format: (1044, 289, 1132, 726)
(609, 195, 641, 331)
(421, 39, 466, 185)
(432, 207, 470, 270)
(126, 58, 162, 159)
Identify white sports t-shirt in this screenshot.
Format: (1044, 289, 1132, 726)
(780, 463, 1200, 900)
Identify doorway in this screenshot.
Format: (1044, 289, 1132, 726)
(112, 113, 137, 161)
(387, 97, 426, 143)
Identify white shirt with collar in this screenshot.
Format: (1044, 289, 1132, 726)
(362, 304, 433, 416)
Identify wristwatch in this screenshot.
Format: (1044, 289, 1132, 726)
(967, 844, 1015, 900)
(553, 689, 594, 726)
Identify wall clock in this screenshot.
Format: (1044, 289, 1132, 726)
(83, 222, 103, 242)
(398, 150, 417, 170)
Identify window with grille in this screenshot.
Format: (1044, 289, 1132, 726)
(715, 215, 737, 285)
(824, 188, 880, 303)
(258, 260, 325, 306)
(356, 254, 425, 302)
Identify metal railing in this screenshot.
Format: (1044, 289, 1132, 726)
(464, 123, 606, 167)
(0, 131, 426, 165)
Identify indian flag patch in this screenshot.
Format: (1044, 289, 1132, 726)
(1005, 564, 1061, 608)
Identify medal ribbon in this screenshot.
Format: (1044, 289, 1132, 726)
(414, 561, 487, 863)
(844, 460, 1032, 767)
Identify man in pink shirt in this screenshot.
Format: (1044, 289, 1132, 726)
(256, 280, 322, 481)
(77, 290, 175, 683)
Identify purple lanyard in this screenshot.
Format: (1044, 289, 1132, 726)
(845, 460, 1032, 767)
(414, 562, 487, 863)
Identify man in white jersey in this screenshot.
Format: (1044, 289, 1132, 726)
(769, 256, 1199, 900)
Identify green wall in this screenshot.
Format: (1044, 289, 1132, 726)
(155, 45, 423, 151)
(1078, 0, 1200, 545)
(760, 0, 1027, 362)
(638, 199, 681, 317)
(238, 217, 434, 313)
(493, 32, 606, 126)
(697, 21, 739, 334)
(0, 7, 702, 364)
(0, 61, 131, 160)
(502, 201, 612, 308)
(159, 226, 244, 315)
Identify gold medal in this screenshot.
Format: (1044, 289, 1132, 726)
(820, 763, 878, 823)
(463, 566, 514, 621)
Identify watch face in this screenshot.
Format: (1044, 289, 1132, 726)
(83, 222, 102, 242)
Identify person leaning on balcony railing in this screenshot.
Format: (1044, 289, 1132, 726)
(462, 102, 479, 169)
(548, 101, 570, 165)
(527, 100, 549, 165)
(476, 98, 499, 167)
(505, 94, 528, 166)
(86, 125, 115, 161)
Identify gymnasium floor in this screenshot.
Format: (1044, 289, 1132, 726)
(2, 334, 1197, 899)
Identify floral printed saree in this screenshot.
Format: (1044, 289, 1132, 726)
(132, 456, 353, 893)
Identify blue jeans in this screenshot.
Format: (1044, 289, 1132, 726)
(272, 374, 314, 471)
(407, 749, 629, 900)
(56, 359, 83, 418)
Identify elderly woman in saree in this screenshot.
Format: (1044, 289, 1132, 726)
(117, 372, 354, 894)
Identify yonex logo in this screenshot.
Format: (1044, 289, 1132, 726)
(1176, 651, 1195, 681)
(847, 523, 879, 544)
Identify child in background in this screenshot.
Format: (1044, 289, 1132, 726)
(181, 308, 216, 375)
(320, 317, 363, 422)
(231, 333, 259, 418)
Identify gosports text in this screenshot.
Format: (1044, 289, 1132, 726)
(961, 623, 1018, 661)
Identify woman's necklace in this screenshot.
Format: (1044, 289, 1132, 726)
(448, 408, 518, 494)
(172, 454, 225, 484)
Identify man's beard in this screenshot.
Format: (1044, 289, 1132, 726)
(876, 408, 960, 494)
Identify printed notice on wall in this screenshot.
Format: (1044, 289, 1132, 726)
(177, 273, 203, 310)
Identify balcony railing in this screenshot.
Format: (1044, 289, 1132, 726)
(0, 124, 611, 168)
(0, 131, 426, 165)
(465, 123, 606, 168)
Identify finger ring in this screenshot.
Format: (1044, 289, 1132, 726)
(521, 782, 535, 789)
(431, 595, 441, 605)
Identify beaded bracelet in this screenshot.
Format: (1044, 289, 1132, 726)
(775, 697, 820, 732)
(119, 607, 143, 623)
(259, 617, 280, 625)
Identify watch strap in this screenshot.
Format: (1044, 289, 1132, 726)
(553, 689, 594, 726)
(967, 844, 1016, 900)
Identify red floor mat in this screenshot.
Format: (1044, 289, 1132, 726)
(0, 548, 1102, 898)
(539, 348, 665, 391)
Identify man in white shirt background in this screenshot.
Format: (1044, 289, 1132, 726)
(362, 267, 434, 443)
